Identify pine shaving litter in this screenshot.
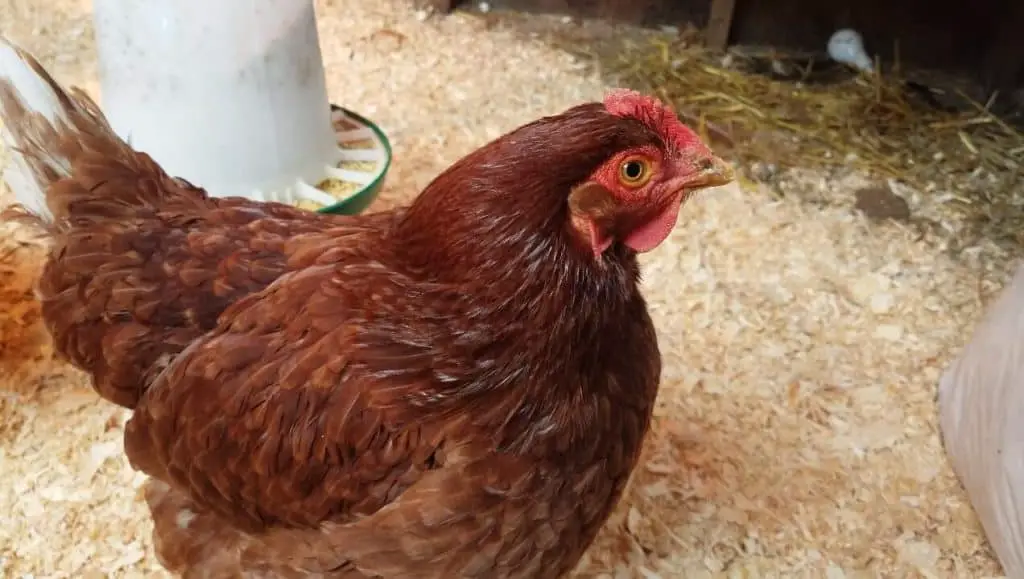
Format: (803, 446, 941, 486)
(0, 0, 1012, 577)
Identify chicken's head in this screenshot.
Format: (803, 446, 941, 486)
(568, 89, 734, 258)
(394, 89, 735, 276)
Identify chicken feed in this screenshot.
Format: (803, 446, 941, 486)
(296, 114, 384, 212)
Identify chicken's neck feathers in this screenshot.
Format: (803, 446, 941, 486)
(374, 204, 652, 458)
(366, 104, 668, 455)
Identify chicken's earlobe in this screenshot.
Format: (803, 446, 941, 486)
(567, 181, 618, 258)
(587, 219, 614, 257)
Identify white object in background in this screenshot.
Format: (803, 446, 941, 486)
(939, 264, 1024, 579)
(91, 0, 341, 203)
(827, 28, 874, 73)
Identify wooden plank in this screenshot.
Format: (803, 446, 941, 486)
(705, 0, 738, 51)
(982, 0, 1024, 93)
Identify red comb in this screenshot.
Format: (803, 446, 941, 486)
(603, 89, 705, 152)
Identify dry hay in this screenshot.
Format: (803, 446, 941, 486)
(0, 0, 1016, 577)
(568, 31, 1023, 194)
(529, 22, 1023, 256)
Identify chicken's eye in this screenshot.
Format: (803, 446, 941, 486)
(618, 156, 652, 187)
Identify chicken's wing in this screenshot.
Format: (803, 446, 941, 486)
(124, 260, 580, 578)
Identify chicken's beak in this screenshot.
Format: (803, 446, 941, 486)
(681, 154, 734, 191)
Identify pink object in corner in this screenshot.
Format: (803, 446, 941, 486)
(940, 264, 1024, 578)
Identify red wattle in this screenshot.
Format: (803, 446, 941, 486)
(623, 201, 682, 253)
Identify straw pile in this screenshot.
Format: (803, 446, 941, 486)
(563, 31, 1024, 193)
(524, 20, 1024, 255)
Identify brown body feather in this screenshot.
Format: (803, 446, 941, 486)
(0, 41, 381, 408)
(1, 39, 665, 577)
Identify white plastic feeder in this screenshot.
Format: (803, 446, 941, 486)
(89, 0, 389, 209)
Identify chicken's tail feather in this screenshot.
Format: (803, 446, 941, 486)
(0, 204, 52, 237)
(0, 35, 208, 230)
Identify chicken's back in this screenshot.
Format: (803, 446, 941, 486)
(34, 196, 393, 408)
(0, 37, 397, 408)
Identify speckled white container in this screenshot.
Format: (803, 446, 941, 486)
(91, 0, 341, 201)
(940, 264, 1024, 578)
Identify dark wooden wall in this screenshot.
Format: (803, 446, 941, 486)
(475, 0, 1024, 91)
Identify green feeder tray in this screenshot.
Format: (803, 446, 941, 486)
(291, 103, 392, 215)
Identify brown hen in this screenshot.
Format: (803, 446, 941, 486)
(0, 38, 733, 578)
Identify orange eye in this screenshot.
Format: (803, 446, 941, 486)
(618, 156, 652, 187)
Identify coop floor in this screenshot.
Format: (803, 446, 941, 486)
(0, 0, 1010, 577)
